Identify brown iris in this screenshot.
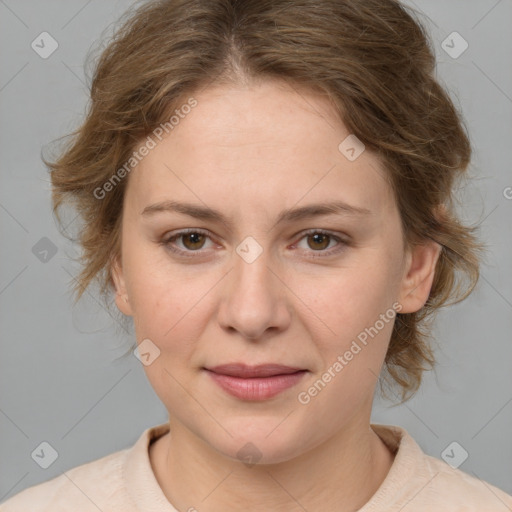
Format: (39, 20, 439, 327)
(307, 233, 330, 250)
(181, 232, 206, 250)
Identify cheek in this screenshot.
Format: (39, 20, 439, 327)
(127, 258, 218, 360)
(303, 261, 400, 343)
(293, 268, 399, 425)
(290, 252, 401, 396)
(127, 268, 213, 406)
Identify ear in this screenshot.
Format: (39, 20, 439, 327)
(397, 239, 442, 314)
(111, 253, 134, 317)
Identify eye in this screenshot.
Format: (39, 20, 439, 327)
(161, 228, 348, 260)
(294, 229, 346, 257)
(162, 228, 215, 256)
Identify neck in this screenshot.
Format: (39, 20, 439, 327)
(150, 412, 395, 512)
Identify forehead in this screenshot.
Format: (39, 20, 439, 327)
(124, 80, 395, 220)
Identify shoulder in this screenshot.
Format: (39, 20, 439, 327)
(419, 452, 512, 510)
(368, 424, 512, 511)
(0, 422, 171, 512)
(0, 446, 131, 512)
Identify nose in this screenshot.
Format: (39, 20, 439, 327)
(216, 246, 292, 340)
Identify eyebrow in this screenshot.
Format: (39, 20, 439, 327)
(141, 200, 372, 228)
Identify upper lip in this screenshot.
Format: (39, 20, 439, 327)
(205, 364, 305, 378)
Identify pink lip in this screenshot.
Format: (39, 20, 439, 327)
(204, 364, 307, 400)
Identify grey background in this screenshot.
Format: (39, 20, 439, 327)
(1, 0, 511, 503)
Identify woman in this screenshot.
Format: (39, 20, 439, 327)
(2, 0, 511, 510)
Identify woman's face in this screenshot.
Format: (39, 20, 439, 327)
(112, 80, 438, 464)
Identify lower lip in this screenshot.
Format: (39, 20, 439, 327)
(206, 370, 307, 400)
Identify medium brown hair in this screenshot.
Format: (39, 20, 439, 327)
(47, 0, 482, 402)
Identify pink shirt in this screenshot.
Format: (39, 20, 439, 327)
(2, 422, 511, 511)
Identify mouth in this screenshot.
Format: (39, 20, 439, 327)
(205, 363, 306, 378)
(203, 363, 308, 400)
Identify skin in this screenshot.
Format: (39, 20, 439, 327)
(111, 79, 441, 511)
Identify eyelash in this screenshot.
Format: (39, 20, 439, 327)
(161, 228, 348, 260)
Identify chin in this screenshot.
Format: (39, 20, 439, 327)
(204, 416, 309, 466)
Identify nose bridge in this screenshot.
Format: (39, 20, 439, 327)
(217, 238, 290, 339)
(234, 244, 274, 299)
